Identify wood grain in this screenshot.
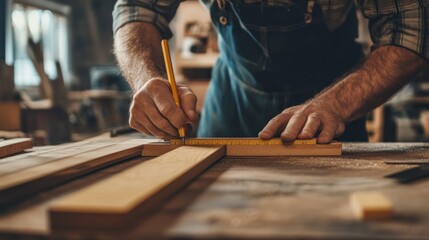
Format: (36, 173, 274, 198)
(143, 141, 341, 157)
(0, 139, 147, 208)
(0, 141, 116, 176)
(49, 145, 226, 230)
(0, 138, 33, 158)
(1, 143, 429, 239)
(170, 138, 317, 145)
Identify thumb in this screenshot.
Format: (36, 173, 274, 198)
(178, 86, 198, 122)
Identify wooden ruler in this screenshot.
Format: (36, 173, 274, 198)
(0, 138, 33, 158)
(0, 139, 151, 208)
(50, 145, 226, 230)
(170, 138, 317, 145)
(143, 138, 341, 157)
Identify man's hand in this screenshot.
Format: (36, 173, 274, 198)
(114, 22, 199, 137)
(260, 46, 427, 143)
(129, 78, 198, 138)
(259, 98, 345, 143)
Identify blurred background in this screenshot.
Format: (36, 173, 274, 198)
(0, 0, 428, 145)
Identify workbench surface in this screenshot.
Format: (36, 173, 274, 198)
(0, 141, 429, 239)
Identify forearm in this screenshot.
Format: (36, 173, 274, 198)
(317, 46, 427, 121)
(259, 45, 427, 143)
(114, 22, 166, 91)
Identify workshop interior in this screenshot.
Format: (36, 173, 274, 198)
(1, 0, 429, 239)
(1, 0, 429, 143)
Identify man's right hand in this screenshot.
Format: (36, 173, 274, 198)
(129, 78, 198, 138)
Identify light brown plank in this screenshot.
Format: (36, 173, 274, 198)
(142, 141, 342, 157)
(0, 141, 116, 176)
(0, 139, 148, 208)
(170, 138, 317, 145)
(49, 145, 226, 230)
(350, 191, 394, 220)
(0, 138, 33, 158)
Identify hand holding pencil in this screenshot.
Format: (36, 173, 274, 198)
(127, 39, 198, 138)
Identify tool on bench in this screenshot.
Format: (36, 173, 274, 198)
(142, 137, 341, 157)
(384, 159, 429, 165)
(169, 137, 317, 145)
(385, 165, 429, 183)
(161, 39, 186, 143)
(110, 126, 136, 137)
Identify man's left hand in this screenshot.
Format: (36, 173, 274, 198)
(258, 98, 346, 143)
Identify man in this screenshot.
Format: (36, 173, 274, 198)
(113, 0, 428, 143)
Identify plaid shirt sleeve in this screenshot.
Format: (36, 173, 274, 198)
(357, 0, 429, 61)
(112, 0, 181, 38)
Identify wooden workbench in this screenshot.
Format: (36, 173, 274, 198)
(0, 138, 429, 239)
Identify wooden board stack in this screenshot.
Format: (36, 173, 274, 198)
(49, 146, 226, 230)
(0, 139, 150, 208)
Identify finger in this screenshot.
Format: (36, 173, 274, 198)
(130, 102, 173, 137)
(145, 99, 181, 136)
(136, 113, 174, 138)
(129, 118, 151, 136)
(152, 90, 188, 129)
(281, 114, 307, 141)
(317, 122, 337, 144)
(259, 112, 292, 139)
(334, 122, 345, 138)
(130, 93, 178, 136)
(178, 86, 198, 122)
(298, 114, 321, 139)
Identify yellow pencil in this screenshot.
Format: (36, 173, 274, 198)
(161, 39, 186, 138)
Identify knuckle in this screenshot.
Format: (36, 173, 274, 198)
(129, 119, 137, 129)
(159, 104, 176, 116)
(157, 119, 171, 130)
(184, 92, 197, 102)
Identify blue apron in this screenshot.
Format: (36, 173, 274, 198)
(197, 0, 368, 141)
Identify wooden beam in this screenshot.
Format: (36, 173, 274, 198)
(350, 191, 393, 220)
(170, 138, 317, 145)
(49, 145, 226, 230)
(0, 139, 148, 208)
(142, 138, 341, 157)
(0, 138, 33, 158)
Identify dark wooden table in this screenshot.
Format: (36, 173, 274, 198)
(0, 142, 429, 239)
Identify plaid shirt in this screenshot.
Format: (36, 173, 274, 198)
(113, 0, 429, 61)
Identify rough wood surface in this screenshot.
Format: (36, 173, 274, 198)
(143, 141, 341, 157)
(0, 139, 150, 208)
(0, 138, 33, 158)
(49, 145, 226, 230)
(1, 142, 429, 239)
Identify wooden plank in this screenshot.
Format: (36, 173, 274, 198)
(0, 138, 33, 158)
(0, 141, 117, 176)
(170, 137, 317, 145)
(0, 139, 148, 208)
(49, 145, 226, 230)
(350, 191, 393, 220)
(143, 139, 341, 157)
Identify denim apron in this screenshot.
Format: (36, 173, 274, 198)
(197, 0, 368, 141)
